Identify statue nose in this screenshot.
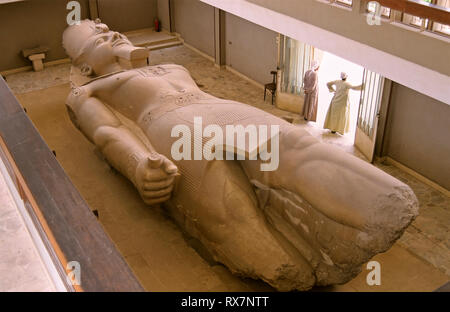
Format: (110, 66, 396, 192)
(112, 32, 121, 40)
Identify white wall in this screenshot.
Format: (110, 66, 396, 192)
(383, 83, 450, 190)
(173, 0, 215, 57)
(225, 13, 278, 85)
(97, 0, 157, 32)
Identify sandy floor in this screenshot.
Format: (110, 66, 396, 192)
(9, 45, 449, 291)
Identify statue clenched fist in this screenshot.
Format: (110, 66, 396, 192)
(134, 153, 179, 205)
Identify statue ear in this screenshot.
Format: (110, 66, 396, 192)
(80, 64, 93, 76)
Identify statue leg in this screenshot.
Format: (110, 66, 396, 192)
(167, 159, 316, 291)
(240, 127, 419, 285)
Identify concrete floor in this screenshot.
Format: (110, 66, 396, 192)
(4, 45, 449, 292)
(0, 159, 55, 292)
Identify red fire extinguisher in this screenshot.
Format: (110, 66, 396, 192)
(154, 18, 161, 32)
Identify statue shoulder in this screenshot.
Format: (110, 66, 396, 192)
(135, 64, 189, 77)
(67, 84, 90, 108)
(77, 70, 138, 94)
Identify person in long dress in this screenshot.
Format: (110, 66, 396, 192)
(324, 72, 363, 134)
(302, 60, 320, 121)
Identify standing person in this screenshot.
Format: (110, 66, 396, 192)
(302, 60, 320, 121)
(324, 72, 362, 135)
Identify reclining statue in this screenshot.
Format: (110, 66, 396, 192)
(63, 20, 419, 291)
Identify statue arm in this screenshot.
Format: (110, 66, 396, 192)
(66, 91, 178, 205)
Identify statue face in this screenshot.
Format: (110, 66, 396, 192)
(77, 22, 133, 75)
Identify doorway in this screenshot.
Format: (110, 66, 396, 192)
(277, 35, 385, 161)
(315, 51, 364, 144)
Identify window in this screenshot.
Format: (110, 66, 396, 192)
(402, 13, 430, 28)
(279, 36, 315, 95)
(432, 0, 450, 35)
(432, 22, 450, 35)
(317, 0, 353, 11)
(367, 1, 391, 18)
(435, 0, 450, 9)
(399, 0, 450, 37)
(0, 0, 25, 3)
(402, 0, 432, 29)
(358, 70, 384, 139)
(336, 0, 353, 7)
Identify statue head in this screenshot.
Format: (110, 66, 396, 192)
(63, 20, 133, 76)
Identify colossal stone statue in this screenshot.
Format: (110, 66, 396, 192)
(63, 20, 419, 291)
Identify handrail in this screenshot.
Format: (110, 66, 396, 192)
(376, 0, 450, 25)
(0, 76, 144, 292)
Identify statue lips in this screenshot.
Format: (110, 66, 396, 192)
(112, 39, 130, 48)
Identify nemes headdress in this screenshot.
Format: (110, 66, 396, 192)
(62, 19, 98, 65)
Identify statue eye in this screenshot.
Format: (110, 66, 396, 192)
(95, 38, 105, 46)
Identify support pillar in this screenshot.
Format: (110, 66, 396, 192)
(158, 0, 172, 32)
(169, 0, 176, 33)
(89, 0, 99, 20)
(214, 8, 226, 68)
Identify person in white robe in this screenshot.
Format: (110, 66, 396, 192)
(324, 72, 363, 135)
(302, 60, 320, 121)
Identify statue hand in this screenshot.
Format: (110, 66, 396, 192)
(135, 153, 179, 205)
